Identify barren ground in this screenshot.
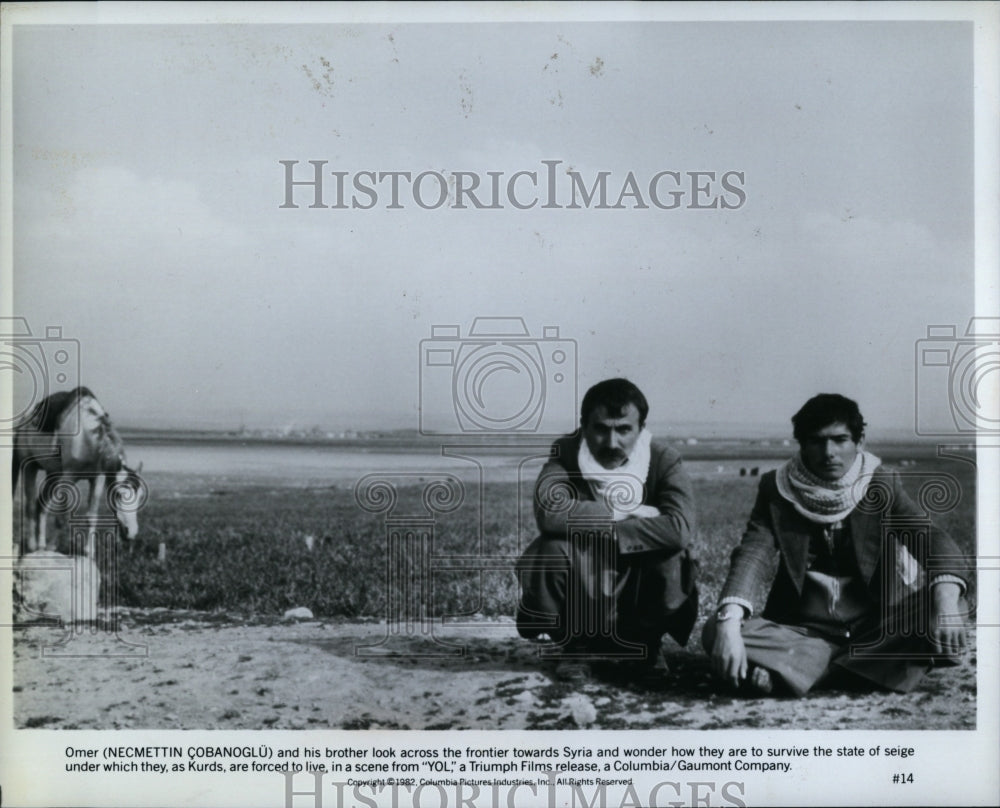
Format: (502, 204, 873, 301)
(13, 611, 977, 732)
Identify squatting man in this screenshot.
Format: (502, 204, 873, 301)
(515, 378, 699, 685)
(515, 382, 971, 695)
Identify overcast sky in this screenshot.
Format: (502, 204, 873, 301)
(7, 13, 980, 437)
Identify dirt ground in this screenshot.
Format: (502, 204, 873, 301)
(12, 610, 977, 731)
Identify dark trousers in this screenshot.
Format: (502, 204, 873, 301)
(515, 533, 698, 659)
(701, 593, 968, 696)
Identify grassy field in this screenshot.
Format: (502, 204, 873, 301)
(12, 449, 980, 731)
(95, 451, 977, 633)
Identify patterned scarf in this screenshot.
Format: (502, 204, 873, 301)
(577, 428, 652, 513)
(775, 450, 882, 524)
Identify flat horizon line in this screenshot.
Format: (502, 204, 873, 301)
(115, 422, 945, 445)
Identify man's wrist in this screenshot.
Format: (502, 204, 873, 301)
(932, 581, 962, 610)
(716, 604, 745, 623)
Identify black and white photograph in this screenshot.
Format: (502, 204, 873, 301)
(1, 2, 998, 807)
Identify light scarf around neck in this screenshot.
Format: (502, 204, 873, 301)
(577, 428, 653, 512)
(775, 449, 882, 524)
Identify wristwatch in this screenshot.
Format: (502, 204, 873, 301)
(716, 607, 743, 623)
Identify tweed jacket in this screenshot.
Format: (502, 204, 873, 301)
(533, 434, 696, 557)
(719, 466, 973, 627)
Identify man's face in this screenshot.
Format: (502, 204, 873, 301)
(582, 403, 643, 469)
(799, 421, 861, 481)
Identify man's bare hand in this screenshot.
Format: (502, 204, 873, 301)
(930, 582, 968, 657)
(711, 618, 747, 689)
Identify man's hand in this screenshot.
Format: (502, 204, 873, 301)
(711, 609, 748, 689)
(930, 582, 967, 657)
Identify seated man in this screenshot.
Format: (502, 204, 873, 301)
(705, 393, 972, 696)
(515, 378, 699, 682)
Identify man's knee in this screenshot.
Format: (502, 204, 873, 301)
(516, 539, 572, 599)
(516, 537, 572, 577)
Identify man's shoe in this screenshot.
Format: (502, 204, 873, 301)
(553, 657, 591, 684)
(544, 644, 592, 684)
(745, 665, 774, 695)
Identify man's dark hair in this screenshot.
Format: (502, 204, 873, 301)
(792, 393, 866, 443)
(580, 378, 649, 427)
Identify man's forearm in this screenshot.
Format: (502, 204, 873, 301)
(614, 510, 693, 554)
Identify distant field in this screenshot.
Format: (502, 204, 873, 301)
(73, 447, 977, 629)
